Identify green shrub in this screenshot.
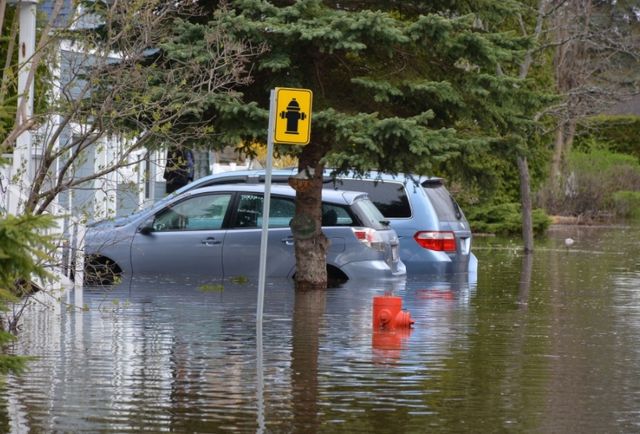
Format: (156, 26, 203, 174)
(537, 149, 640, 217)
(575, 115, 640, 159)
(569, 149, 640, 178)
(612, 191, 640, 220)
(466, 202, 551, 236)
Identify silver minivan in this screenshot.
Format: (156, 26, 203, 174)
(158, 169, 477, 275)
(84, 184, 405, 284)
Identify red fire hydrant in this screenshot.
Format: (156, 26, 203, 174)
(373, 296, 414, 330)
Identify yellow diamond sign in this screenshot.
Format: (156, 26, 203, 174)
(273, 87, 313, 145)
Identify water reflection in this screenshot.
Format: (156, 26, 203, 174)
(291, 289, 326, 432)
(518, 253, 533, 308)
(3, 224, 640, 432)
(372, 327, 413, 364)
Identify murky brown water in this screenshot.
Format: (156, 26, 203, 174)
(2, 224, 640, 433)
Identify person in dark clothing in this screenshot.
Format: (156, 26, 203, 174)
(164, 146, 195, 194)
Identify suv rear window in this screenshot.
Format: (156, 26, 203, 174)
(321, 203, 354, 226)
(423, 185, 463, 221)
(332, 179, 411, 218)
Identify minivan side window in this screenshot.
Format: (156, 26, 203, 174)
(334, 180, 411, 218)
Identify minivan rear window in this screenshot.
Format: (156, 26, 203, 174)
(333, 180, 411, 218)
(351, 198, 389, 230)
(423, 185, 463, 221)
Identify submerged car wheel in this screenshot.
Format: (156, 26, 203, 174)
(291, 265, 349, 287)
(84, 255, 122, 286)
(326, 265, 349, 287)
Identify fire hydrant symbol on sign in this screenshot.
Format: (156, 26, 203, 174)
(273, 87, 312, 145)
(280, 98, 306, 135)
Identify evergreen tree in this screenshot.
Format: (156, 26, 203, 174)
(0, 211, 54, 374)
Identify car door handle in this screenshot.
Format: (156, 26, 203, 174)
(201, 237, 221, 246)
(281, 237, 294, 246)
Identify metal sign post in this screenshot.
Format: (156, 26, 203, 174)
(257, 90, 276, 326)
(256, 90, 276, 431)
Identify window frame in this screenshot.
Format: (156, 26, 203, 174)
(226, 192, 359, 230)
(151, 192, 233, 232)
(331, 179, 413, 220)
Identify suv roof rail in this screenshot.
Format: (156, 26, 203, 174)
(253, 174, 334, 184)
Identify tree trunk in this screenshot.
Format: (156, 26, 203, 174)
(517, 155, 534, 253)
(290, 143, 329, 290)
(550, 117, 578, 183)
(550, 123, 565, 183)
(514, 0, 547, 255)
(564, 118, 577, 159)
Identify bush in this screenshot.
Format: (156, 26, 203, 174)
(466, 202, 551, 236)
(537, 149, 640, 218)
(575, 115, 640, 159)
(612, 191, 640, 220)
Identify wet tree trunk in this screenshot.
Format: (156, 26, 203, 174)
(289, 143, 329, 290)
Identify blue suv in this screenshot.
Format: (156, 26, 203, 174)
(155, 169, 477, 275)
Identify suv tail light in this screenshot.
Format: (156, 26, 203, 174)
(352, 227, 385, 251)
(414, 231, 456, 252)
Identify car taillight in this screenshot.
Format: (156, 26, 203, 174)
(414, 231, 456, 252)
(352, 227, 385, 251)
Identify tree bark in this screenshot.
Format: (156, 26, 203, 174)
(564, 118, 577, 160)
(517, 155, 534, 253)
(290, 143, 329, 290)
(550, 122, 565, 183)
(550, 118, 578, 183)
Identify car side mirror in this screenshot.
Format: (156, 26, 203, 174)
(138, 217, 155, 235)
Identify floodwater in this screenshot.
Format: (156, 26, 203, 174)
(2, 223, 640, 433)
